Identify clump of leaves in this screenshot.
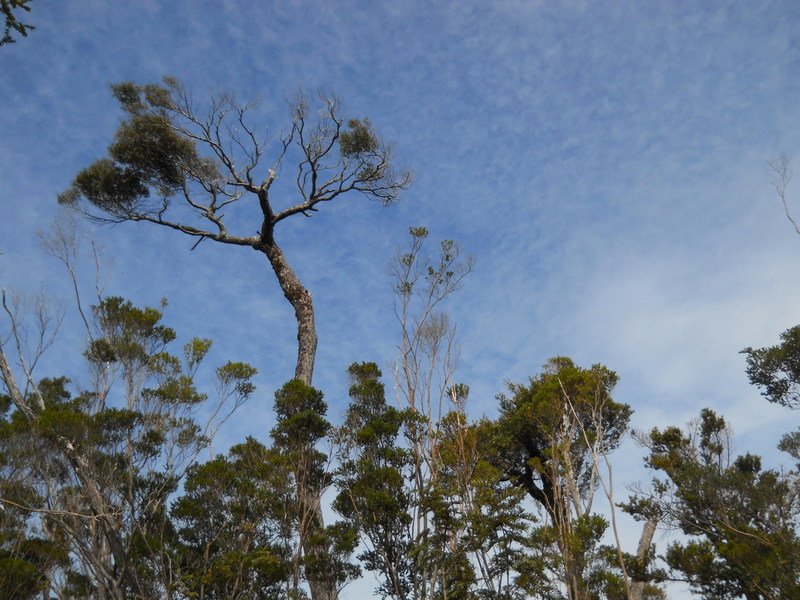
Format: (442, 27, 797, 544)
(743, 324, 800, 408)
(340, 119, 378, 158)
(1, 0, 35, 47)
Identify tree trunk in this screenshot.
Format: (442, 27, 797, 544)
(259, 238, 337, 600)
(630, 518, 658, 600)
(259, 240, 318, 385)
(304, 499, 339, 600)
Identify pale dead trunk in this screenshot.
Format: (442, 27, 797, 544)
(630, 518, 658, 600)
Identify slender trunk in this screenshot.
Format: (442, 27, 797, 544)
(303, 498, 338, 600)
(61, 444, 149, 599)
(630, 518, 658, 600)
(257, 225, 336, 600)
(0, 345, 37, 419)
(258, 240, 317, 385)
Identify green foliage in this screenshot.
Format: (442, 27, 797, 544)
(63, 157, 150, 214)
(58, 79, 210, 219)
(272, 379, 330, 453)
(109, 113, 196, 189)
(489, 357, 632, 600)
(592, 543, 666, 600)
(626, 409, 800, 599)
(743, 324, 800, 408)
(0, 297, 255, 598)
(334, 362, 414, 600)
(516, 514, 609, 599)
(339, 118, 379, 158)
(494, 357, 630, 518)
(1, 0, 34, 47)
(185, 337, 212, 373)
(0, 414, 70, 600)
(170, 437, 292, 600)
(216, 361, 258, 398)
(778, 429, 800, 463)
(409, 225, 428, 239)
(266, 378, 358, 597)
(304, 521, 361, 596)
(90, 296, 176, 360)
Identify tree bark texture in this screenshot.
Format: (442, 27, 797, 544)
(259, 240, 317, 386)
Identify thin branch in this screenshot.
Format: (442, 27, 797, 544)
(39, 212, 93, 336)
(1, 289, 47, 411)
(770, 155, 799, 234)
(0, 497, 118, 520)
(129, 213, 256, 246)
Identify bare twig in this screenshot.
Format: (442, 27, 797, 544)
(770, 155, 799, 234)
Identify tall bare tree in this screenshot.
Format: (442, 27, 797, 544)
(390, 226, 475, 600)
(59, 77, 412, 386)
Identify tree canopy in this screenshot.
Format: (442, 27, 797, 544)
(625, 409, 800, 599)
(60, 77, 412, 386)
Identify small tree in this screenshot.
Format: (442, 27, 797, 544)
(334, 361, 414, 600)
(169, 436, 293, 600)
(268, 379, 359, 600)
(491, 357, 633, 600)
(625, 409, 800, 600)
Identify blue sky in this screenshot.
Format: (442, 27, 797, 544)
(2, 1, 800, 596)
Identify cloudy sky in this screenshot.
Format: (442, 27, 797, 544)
(2, 1, 800, 596)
